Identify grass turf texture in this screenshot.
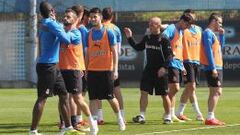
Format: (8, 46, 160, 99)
(0, 87, 239, 135)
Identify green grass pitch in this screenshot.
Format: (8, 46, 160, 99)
(0, 87, 239, 135)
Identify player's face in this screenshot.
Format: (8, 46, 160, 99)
(181, 20, 191, 30)
(149, 20, 161, 34)
(63, 12, 76, 26)
(90, 13, 102, 26)
(214, 17, 223, 31)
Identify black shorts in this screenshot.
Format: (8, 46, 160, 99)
(114, 77, 120, 87)
(61, 70, 82, 94)
(168, 67, 182, 83)
(36, 63, 67, 97)
(183, 63, 200, 84)
(205, 70, 223, 87)
(140, 68, 168, 95)
(82, 75, 87, 93)
(87, 71, 114, 100)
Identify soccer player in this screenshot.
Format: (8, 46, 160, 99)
(59, 8, 98, 135)
(96, 7, 125, 125)
(68, 4, 90, 128)
(29, 2, 76, 135)
(124, 17, 173, 124)
(162, 14, 194, 122)
(176, 9, 204, 121)
(85, 7, 126, 131)
(201, 13, 225, 125)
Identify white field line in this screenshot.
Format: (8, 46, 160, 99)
(135, 124, 240, 135)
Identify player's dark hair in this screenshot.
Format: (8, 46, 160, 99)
(208, 13, 222, 25)
(102, 7, 113, 20)
(90, 7, 102, 15)
(39, 1, 53, 18)
(71, 5, 84, 17)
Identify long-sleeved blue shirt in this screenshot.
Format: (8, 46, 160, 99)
(202, 28, 225, 71)
(38, 18, 70, 63)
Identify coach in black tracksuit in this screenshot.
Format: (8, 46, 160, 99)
(124, 17, 173, 124)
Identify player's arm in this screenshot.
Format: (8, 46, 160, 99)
(123, 27, 146, 51)
(80, 26, 89, 54)
(67, 29, 82, 45)
(203, 30, 215, 70)
(48, 21, 71, 45)
(108, 29, 118, 80)
(111, 44, 118, 80)
(161, 37, 173, 69)
(84, 32, 90, 75)
(115, 26, 122, 54)
(218, 27, 225, 49)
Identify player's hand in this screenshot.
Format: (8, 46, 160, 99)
(182, 67, 187, 76)
(157, 67, 166, 78)
(123, 27, 132, 38)
(212, 69, 218, 78)
(79, 70, 84, 78)
(84, 71, 88, 80)
(112, 70, 118, 80)
(218, 27, 225, 34)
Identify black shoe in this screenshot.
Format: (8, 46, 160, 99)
(132, 115, 145, 124)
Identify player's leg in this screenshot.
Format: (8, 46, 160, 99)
(113, 78, 125, 122)
(205, 70, 224, 125)
(156, 73, 172, 124)
(30, 64, 56, 135)
(168, 67, 184, 122)
(132, 69, 152, 124)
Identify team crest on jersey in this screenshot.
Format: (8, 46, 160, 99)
(94, 40, 101, 48)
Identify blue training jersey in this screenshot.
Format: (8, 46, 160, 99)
(38, 18, 70, 63)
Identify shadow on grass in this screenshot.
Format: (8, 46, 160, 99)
(0, 123, 57, 134)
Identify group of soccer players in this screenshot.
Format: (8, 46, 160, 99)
(29, 1, 225, 135)
(125, 9, 225, 127)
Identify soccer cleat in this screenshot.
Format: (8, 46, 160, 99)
(118, 118, 126, 131)
(97, 120, 105, 125)
(90, 120, 99, 135)
(163, 119, 172, 124)
(205, 118, 225, 126)
(177, 115, 192, 121)
(74, 123, 90, 132)
(132, 115, 145, 124)
(29, 131, 42, 135)
(172, 115, 185, 123)
(58, 129, 86, 135)
(79, 120, 89, 126)
(58, 122, 65, 130)
(196, 115, 204, 121)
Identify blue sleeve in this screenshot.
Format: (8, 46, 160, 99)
(86, 32, 89, 48)
(69, 29, 81, 45)
(219, 34, 225, 49)
(47, 21, 71, 45)
(114, 26, 122, 44)
(80, 26, 89, 49)
(107, 29, 117, 46)
(162, 25, 175, 40)
(203, 31, 215, 70)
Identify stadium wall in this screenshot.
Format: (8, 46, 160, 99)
(0, 0, 240, 88)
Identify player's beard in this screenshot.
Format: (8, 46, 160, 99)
(63, 22, 71, 26)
